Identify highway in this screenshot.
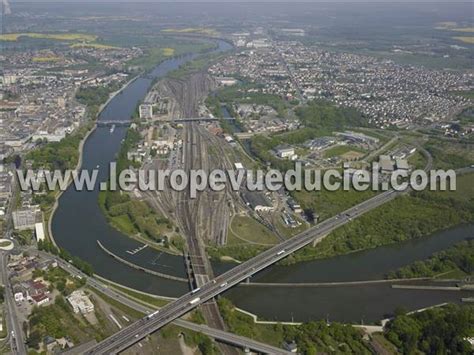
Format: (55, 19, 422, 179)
(85, 187, 402, 354)
(30, 250, 291, 354)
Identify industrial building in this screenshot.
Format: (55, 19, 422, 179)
(241, 191, 274, 212)
(379, 155, 395, 173)
(12, 208, 38, 230)
(335, 131, 380, 146)
(139, 104, 153, 119)
(274, 145, 297, 160)
(67, 290, 95, 314)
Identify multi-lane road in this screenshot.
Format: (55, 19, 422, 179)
(31, 250, 291, 354)
(86, 188, 402, 354)
(1, 252, 27, 355)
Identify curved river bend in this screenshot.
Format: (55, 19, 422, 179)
(52, 40, 232, 296)
(52, 40, 473, 322)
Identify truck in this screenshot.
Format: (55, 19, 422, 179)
(146, 310, 159, 320)
(189, 297, 201, 305)
(276, 250, 286, 256)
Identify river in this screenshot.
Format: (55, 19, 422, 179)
(52, 39, 472, 322)
(52, 40, 232, 296)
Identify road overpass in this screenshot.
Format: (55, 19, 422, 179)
(32, 250, 291, 355)
(85, 188, 402, 354)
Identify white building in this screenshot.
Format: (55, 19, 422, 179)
(35, 223, 45, 242)
(215, 77, 238, 86)
(275, 145, 297, 160)
(67, 290, 95, 314)
(14, 292, 25, 303)
(139, 104, 153, 119)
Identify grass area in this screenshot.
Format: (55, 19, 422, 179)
(292, 187, 377, 222)
(88, 287, 144, 320)
(168, 51, 223, 79)
(0, 308, 6, 339)
(109, 214, 136, 235)
(208, 244, 268, 263)
(162, 47, 175, 56)
(408, 150, 426, 170)
(287, 173, 474, 263)
(218, 298, 373, 354)
(106, 282, 170, 308)
(34, 267, 85, 296)
(26, 295, 109, 350)
(228, 215, 279, 245)
(323, 145, 366, 159)
(436, 269, 469, 280)
(0, 241, 10, 248)
(0, 32, 97, 42)
(453, 36, 474, 44)
(70, 42, 119, 50)
(425, 139, 474, 169)
(435, 173, 474, 201)
(99, 189, 176, 246)
(161, 324, 217, 354)
(275, 217, 308, 239)
(126, 41, 215, 73)
(162, 27, 218, 36)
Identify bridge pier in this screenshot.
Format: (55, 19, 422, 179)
(184, 253, 195, 289)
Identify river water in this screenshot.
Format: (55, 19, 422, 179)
(52, 40, 472, 322)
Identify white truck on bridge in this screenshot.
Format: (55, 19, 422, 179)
(189, 297, 201, 305)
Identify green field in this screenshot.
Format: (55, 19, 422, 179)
(425, 139, 474, 169)
(287, 173, 474, 263)
(105, 282, 170, 308)
(451, 90, 474, 100)
(323, 145, 366, 158)
(292, 187, 377, 222)
(0, 32, 97, 42)
(228, 215, 279, 245)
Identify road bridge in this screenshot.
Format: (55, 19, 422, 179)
(85, 188, 403, 354)
(31, 250, 291, 355)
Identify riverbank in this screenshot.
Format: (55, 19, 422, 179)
(47, 75, 139, 249)
(47, 123, 95, 248)
(50, 40, 233, 297)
